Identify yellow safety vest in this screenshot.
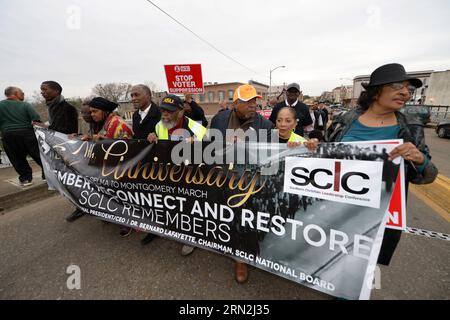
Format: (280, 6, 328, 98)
(155, 117, 207, 141)
(288, 131, 307, 143)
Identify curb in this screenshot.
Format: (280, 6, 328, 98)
(0, 184, 57, 213)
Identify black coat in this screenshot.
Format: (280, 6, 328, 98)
(320, 108, 329, 127)
(326, 108, 438, 265)
(312, 110, 324, 130)
(269, 101, 313, 136)
(326, 108, 437, 185)
(132, 102, 161, 139)
(184, 100, 208, 127)
(48, 99, 78, 134)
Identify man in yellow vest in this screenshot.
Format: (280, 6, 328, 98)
(147, 94, 207, 256)
(147, 94, 206, 144)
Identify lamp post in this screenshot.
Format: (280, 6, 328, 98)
(270, 65, 286, 98)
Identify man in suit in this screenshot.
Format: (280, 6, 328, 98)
(268, 83, 312, 136)
(318, 101, 329, 128)
(130, 84, 161, 246)
(130, 84, 161, 140)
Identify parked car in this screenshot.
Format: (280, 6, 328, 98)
(400, 104, 431, 125)
(436, 120, 450, 138)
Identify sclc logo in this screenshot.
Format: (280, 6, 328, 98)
(291, 161, 370, 195)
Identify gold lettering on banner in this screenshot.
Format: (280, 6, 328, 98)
(94, 141, 266, 208)
(227, 170, 265, 207)
(169, 164, 184, 182)
(205, 166, 227, 188)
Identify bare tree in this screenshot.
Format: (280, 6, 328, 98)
(144, 81, 161, 94)
(91, 82, 132, 102)
(66, 97, 83, 110)
(29, 91, 49, 123)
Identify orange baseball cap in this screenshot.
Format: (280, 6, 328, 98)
(233, 84, 262, 102)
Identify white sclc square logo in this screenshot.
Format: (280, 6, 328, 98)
(284, 157, 383, 209)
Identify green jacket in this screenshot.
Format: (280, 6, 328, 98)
(0, 99, 41, 134)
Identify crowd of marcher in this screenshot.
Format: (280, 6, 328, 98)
(0, 63, 438, 285)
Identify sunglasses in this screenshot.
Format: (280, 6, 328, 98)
(387, 82, 416, 92)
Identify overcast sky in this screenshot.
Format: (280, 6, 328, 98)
(1, 0, 450, 100)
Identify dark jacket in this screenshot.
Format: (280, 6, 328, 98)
(312, 110, 324, 130)
(269, 101, 313, 136)
(184, 100, 208, 127)
(320, 108, 329, 127)
(48, 99, 78, 134)
(132, 102, 161, 139)
(326, 108, 438, 185)
(210, 109, 274, 141)
(326, 108, 438, 266)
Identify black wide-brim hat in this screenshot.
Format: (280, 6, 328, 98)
(361, 63, 423, 89)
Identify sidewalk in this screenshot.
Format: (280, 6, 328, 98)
(0, 161, 56, 212)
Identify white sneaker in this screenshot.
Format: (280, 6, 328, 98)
(181, 245, 195, 256)
(20, 180, 33, 187)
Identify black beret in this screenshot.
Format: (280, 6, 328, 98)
(89, 97, 118, 112)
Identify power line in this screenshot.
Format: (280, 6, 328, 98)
(144, 0, 267, 78)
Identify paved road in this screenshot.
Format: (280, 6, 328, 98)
(424, 127, 449, 177)
(0, 196, 330, 300)
(0, 191, 448, 300)
(0, 189, 450, 299)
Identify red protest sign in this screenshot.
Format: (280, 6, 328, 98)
(257, 109, 272, 119)
(386, 170, 406, 230)
(164, 64, 204, 94)
(367, 140, 407, 231)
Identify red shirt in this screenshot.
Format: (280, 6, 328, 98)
(168, 116, 185, 136)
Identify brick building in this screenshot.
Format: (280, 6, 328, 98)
(193, 80, 269, 115)
(117, 81, 270, 119)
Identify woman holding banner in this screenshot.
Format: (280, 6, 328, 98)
(326, 63, 438, 265)
(83, 97, 134, 237)
(275, 106, 320, 149)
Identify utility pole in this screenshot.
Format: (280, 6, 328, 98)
(270, 66, 286, 98)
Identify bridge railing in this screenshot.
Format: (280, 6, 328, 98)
(429, 106, 450, 123)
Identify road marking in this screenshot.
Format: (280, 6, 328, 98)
(410, 174, 450, 223)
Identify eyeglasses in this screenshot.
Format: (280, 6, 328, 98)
(387, 82, 416, 92)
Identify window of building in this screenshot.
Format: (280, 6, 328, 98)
(199, 94, 205, 102)
(208, 91, 215, 102)
(228, 90, 234, 101)
(218, 91, 225, 102)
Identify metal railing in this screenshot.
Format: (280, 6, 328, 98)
(429, 106, 450, 123)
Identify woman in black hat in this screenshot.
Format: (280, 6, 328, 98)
(84, 97, 134, 237)
(326, 63, 438, 265)
(83, 97, 133, 141)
